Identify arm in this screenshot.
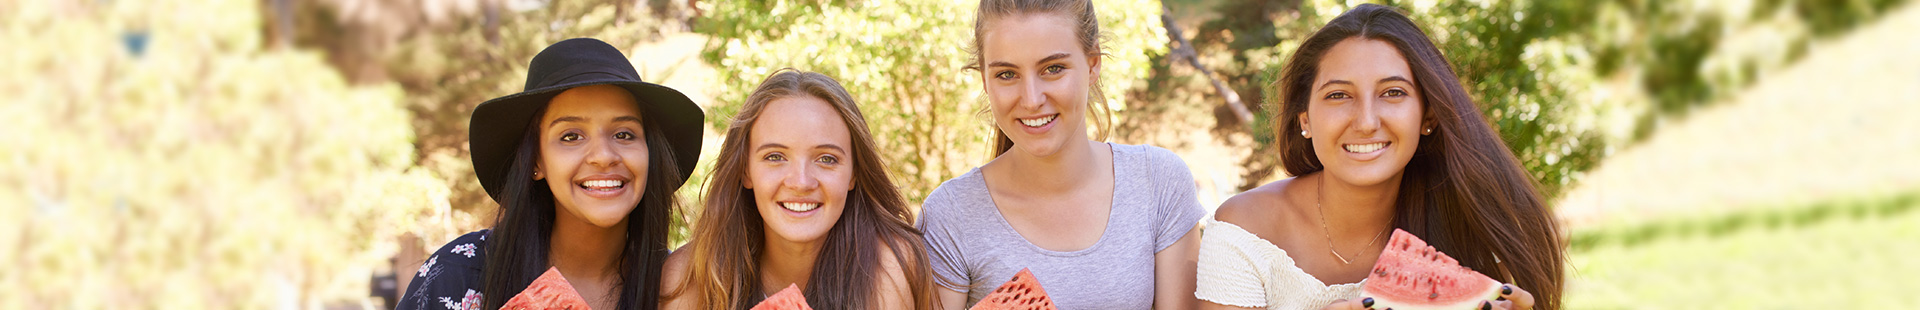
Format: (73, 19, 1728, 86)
(658, 248, 696, 310)
(873, 244, 917, 310)
(934, 287, 969, 310)
(1153, 222, 1203, 310)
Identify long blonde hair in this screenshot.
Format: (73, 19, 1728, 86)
(670, 69, 933, 310)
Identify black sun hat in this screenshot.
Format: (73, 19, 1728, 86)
(469, 38, 704, 202)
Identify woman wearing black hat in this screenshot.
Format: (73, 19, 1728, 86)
(396, 38, 705, 310)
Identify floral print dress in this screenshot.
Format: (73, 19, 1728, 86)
(397, 230, 489, 310)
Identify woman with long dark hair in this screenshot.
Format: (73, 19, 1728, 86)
(396, 38, 704, 310)
(1195, 4, 1564, 310)
(919, 0, 1208, 309)
(660, 69, 933, 310)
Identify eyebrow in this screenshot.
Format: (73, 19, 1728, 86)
(1316, 75, 1414, 91)
(755, 143, 787, 152)
(547, 115, 643, 128)
(987, 53, 1072, 69)
(755, 143, 848, 154)
(547, 116, 584, 128)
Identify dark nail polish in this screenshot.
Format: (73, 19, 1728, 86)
(1502, 284, 1513, 295)
(1361, 297, 1374, 308)
(1497, 295, 1507, 301)
(1481, 301, 1492, 310)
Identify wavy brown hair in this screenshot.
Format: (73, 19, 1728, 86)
(969, 0, 1112, 156)
(1271, 4, 1565, 309)
(669, 69, 933, 310)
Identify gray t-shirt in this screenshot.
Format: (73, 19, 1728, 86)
(919, 143, 1207, 309)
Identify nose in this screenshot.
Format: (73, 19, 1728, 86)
(782, 162, 820, 193)
(1354, 96, 1381, 134)
(1017, 77, 1045, 111)
(585, 138, 620, 168)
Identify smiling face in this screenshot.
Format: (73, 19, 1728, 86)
(746, 95, 854, 245)
(536, 84, 650, 228)
(1301, 38, 1428, 187)
(980, 13, 1099, 158)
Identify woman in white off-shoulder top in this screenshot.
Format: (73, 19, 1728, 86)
(1196, 4, 1565, 310)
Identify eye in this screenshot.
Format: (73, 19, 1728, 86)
(1323, 91, 1351, 100)
(1383, 88, 1409, 97)
(815, 154, 839, 165)
(560, 132, 583, 142)
(763, 152, 786, 162)
(1043, 64, 1065, 75)
(995, 70, 1016, 80)
(614, 131, 636, 140)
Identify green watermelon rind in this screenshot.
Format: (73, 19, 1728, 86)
(1359, 229, 1504, 310)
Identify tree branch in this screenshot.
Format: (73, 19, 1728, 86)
(1161, 5, 1254, 130)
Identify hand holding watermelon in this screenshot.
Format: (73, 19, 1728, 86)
(1350, 229, 1536, 310)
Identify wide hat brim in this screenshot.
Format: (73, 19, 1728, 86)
(469, 38, 704, 203)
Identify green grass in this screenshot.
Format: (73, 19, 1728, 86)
(1563, 192, 1920, 309)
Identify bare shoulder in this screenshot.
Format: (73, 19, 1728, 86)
(1213, 177, 1297, 227)
(872, 237, 918, 309)
(659, 246, 696, 309)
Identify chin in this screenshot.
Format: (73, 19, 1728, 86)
(575, 202, 640, 227)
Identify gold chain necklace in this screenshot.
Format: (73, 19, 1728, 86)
(1318, 174, 1391, 265)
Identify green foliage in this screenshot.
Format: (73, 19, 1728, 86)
(0, 0, 452, 307)
(695, 0, 1169, 203)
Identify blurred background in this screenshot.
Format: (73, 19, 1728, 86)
(2, 0, 1916, 308)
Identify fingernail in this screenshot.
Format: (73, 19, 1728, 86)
(1497, 295, 1507, 301)
(1501, 284, 1513, 295)
(1480, 301, 1492, 310)
(1361, 297, 1374, 308)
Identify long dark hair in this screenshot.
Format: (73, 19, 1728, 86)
(481, 100, 682, 310)
(969, 0, 1112, 156)
(669, 69, 933, 310)
(1272, 4, 1565, 309)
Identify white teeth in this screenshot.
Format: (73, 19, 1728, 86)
(581, 180, 623, 188)
(1018, 115, 1057, 128)
(780, 202, 820, 212)
(1344, 142, 1387, 153)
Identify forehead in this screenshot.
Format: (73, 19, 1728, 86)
(749, 95, 851, 145)
(543, 84, 643, 121)
(979, 13, 1084, 63)
(1314, 38, 1415, 86)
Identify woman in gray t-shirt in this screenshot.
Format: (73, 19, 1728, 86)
(918, 1, 1206, 309)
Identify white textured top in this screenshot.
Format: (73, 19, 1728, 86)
(1195, 218, 1365, 310)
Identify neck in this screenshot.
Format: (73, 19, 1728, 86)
(758, 230, 823, 294)
(549, 211, 627, 284)
(1315, 172, 1400, 237)
(1002, 139, 1102, 193)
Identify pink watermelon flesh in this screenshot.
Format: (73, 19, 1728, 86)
(750, 284, 813, 310)
(1360, 229, 1502, 310)
(500, 267, 592, 310)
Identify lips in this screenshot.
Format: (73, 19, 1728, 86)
(575, 177, 630, 198)
(1343, 142, 1388, 153)
(1017, 114, 1058, 128)
(778, 202, 821, 212)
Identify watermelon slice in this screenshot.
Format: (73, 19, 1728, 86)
(1360, 229, 1503, 310)
(750, 284, 813, 310)
(501, 267, 592, 310)
(969, 268, 1057, 310)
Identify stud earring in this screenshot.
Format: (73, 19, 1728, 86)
(1301, 130, 1310, 138)
(1422, 127, 1433, 135)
